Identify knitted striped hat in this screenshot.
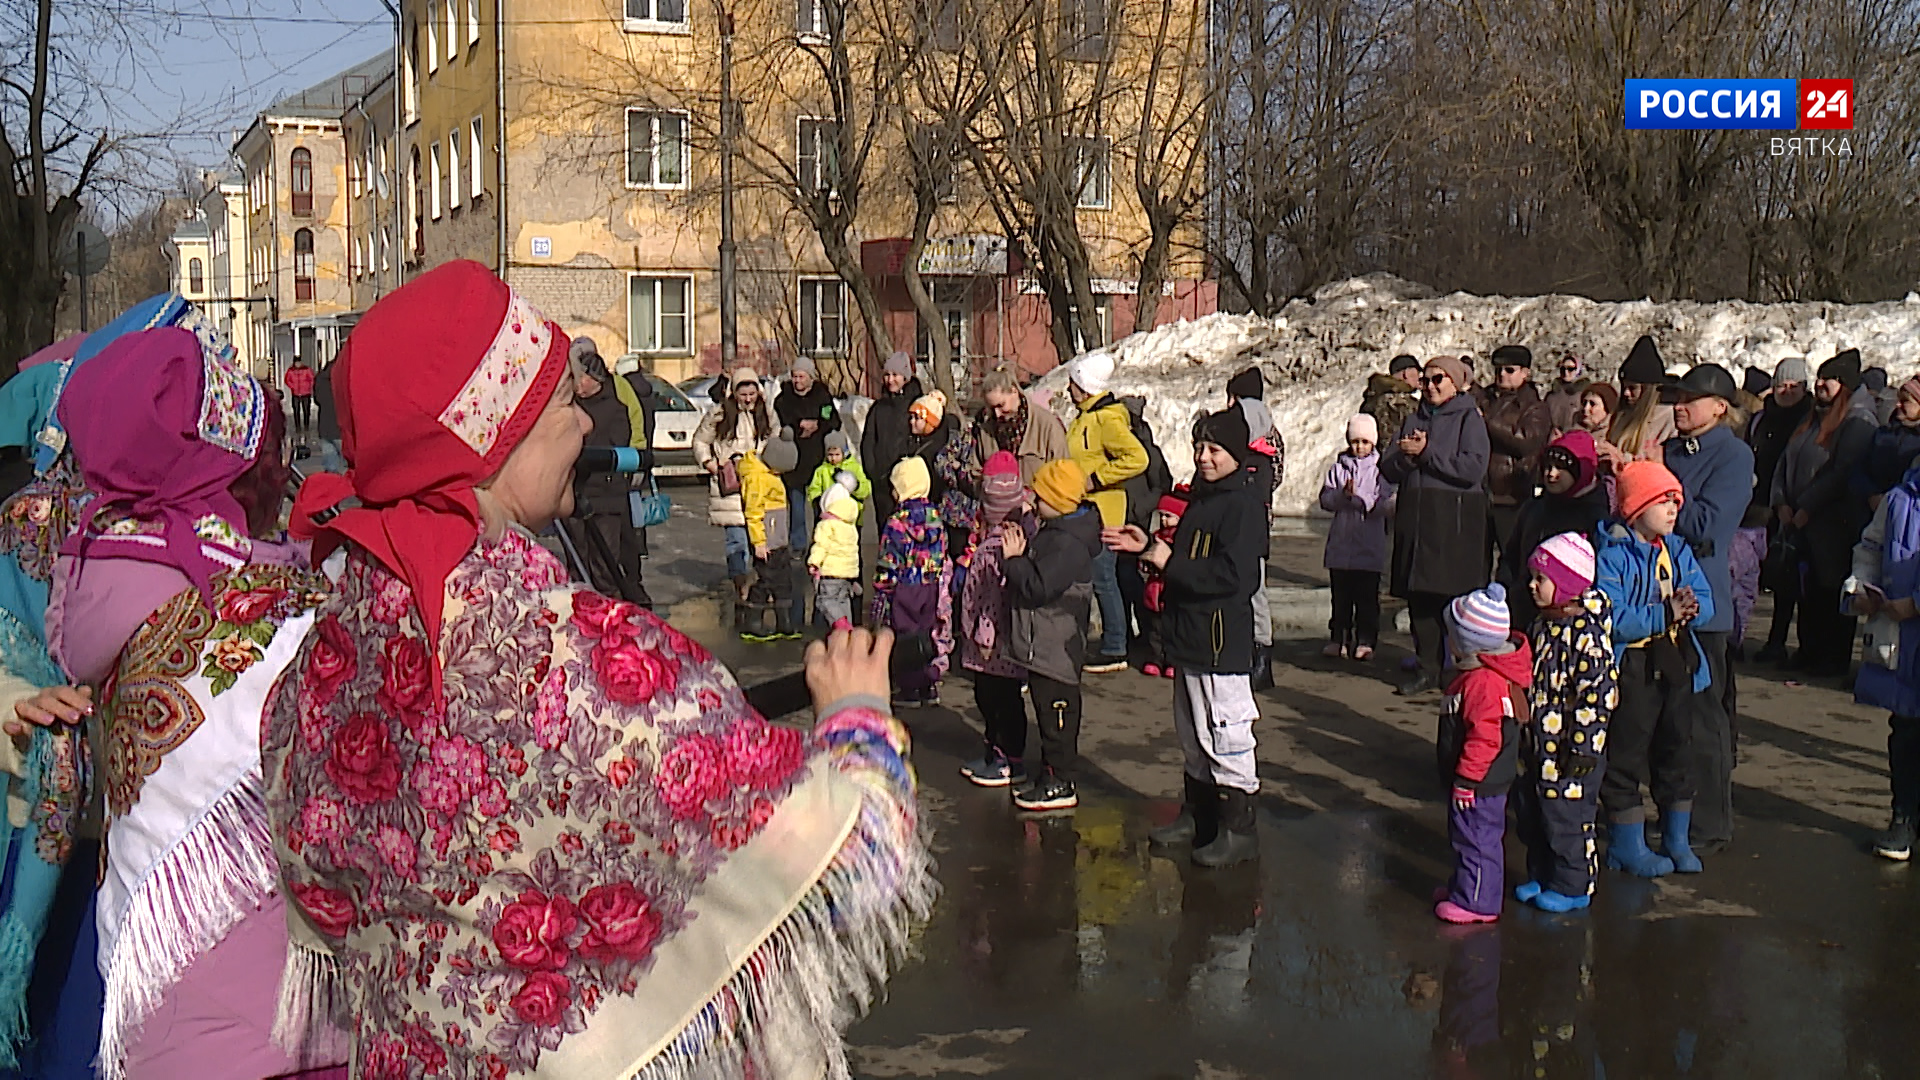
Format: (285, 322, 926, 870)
(1528, 531, 1597, 605)
(1446, 582, 1511, 655)
(980, 450, 1023, 524)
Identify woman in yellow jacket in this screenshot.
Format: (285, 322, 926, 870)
(1064, 350, 1149, 671)
(736, 428, 801, 641)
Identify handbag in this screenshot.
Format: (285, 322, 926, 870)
(717, 457, 742, 497)
(629, 476, 671, 530)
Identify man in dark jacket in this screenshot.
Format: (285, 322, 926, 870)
(1382, 354, 1492, 696)
(1113, 405, 1267, 868)
(565, 346, 651, 607)
(1474, 344, 1553, 555)
(1001, 458, 1101, 813)
(1361, 354, 1421, 446)
(861, 351, 923, 525)
(1662, 362, 1756, 851)
(775, 356, 841, 624)
(1541, 352, 1592, 436)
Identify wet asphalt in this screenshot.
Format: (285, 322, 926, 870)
(640, 486, 1920, 1080)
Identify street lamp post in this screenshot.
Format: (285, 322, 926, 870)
(717, 1, 738, 366)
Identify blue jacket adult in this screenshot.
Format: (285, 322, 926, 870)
(1852, 419, 1920, 503)
(1594, 521, 1716, 693)
(1662, 424, 1753, 635)
(1856, 463, 1920, 717)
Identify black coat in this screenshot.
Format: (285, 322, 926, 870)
(1005, 505, 1101, 685)
(1380, 393, 1492, 599)
(314, 362, 340, 442)
(577, 384, 633, 515)
(1160, 467, 1265, 675)
(1496, 484, 1610, 628)
(1750, 396, 1812, 511)
(907, 414, 960, 503)
(1855, 420, 1920, 501)
(774, 381, 842, 483)
(860, 377, 925, 493)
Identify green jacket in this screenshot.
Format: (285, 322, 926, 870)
(805, 457, 872, 524)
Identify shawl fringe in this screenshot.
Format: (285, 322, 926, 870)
(271, 939, 351, 1067)
(96, 777, 280, 1080)
(633, 783, 938, 1080)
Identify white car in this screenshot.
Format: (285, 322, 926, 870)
(642, 375, 703, 478)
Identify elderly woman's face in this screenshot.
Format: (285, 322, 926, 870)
(490, 374, 590, 532)
(1422, 366, 1458, 406)
(735, 379, 759, 406)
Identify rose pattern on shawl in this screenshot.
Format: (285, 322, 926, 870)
(30, 727, 90, 864)
(0, 457, 91, 584)
(261, 528, 828, 1077)
(106, 562, 326, 817)
(377, 633, 437, 726)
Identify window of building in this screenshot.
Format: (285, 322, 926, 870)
(293, 229, 315, 302)
(1067, 296, 1111, 353)
(449, 132, 462, 210)
(798, 277, 845, 355)
(350, 237, 361, 279)
(468, 0, 481, 44)
(470, 117, 485, 198)
(290, 147, 313, 216)
(624, 0, 687, 28)
(1069, 136, 1110, 208)
(408, 148, 423, 257)
(349, 141, 362, 198)
(405, 29, 420, 123)
(625, 109, 688, 189)
(797, 118, 838, 196)
(1063, 0, 1107, 59)
(429, 142, 443, 219)
(381, 226, 392, 271)
(188, 257, 204, 294)
(628, 275, 692, 354)
(428, 13, 438, 73)
(446, 0, 458, 61)
(796, 0, 831, 41)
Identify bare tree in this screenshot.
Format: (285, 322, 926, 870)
(1128, 0, 1209, 331)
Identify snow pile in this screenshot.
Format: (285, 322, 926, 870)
(1036, 275, 1920, 516)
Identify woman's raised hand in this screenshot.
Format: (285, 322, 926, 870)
(6, 685, 93, 736)
(805, 625, 894, 716)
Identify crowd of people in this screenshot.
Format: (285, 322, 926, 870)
(0, 253, 1915, 1075)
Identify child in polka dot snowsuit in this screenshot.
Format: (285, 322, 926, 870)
(1513, 531, 1618, 913)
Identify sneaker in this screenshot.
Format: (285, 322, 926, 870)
(1352, 644, 1375, 661)
(923, 686, 942, 707)
(1874, 816, 1915, 861)
(1160, 665, 1177, 679)
(1013, 773, 1078, 812)
(1141, 663, 1163, 678)
(960, 752, 1027, 788)
(740, 630, 779, 643)
(1320, 642, 1345, 659)
(1434, 899, 1499, 924)
(1083, 654, 1129, 674)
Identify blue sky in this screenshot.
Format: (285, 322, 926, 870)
(116, 1, 391, 172)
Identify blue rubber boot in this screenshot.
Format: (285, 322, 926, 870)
(1530, 889, 1592, 913)
(1514, 880, 1543, 903)
(1605, 821, 1674, 878)
(1660, 808, 1704, 873)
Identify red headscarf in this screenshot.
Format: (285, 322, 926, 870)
(292, 261, 569, 685)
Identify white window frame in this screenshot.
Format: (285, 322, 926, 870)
(798, 276, 847, 356)
(623, 0, 690, 32)
(797, 116, 838, 196)
(625, 108, 690, 190)
(627, 274, 694, 355)
(348, 141, 362, 198)
(1068, 296, 1112, 353)
(404, 31, 419, 124)
(470, 117, 485, 199)
(468, 0, 481, 44)
(796, 0, 831, 43)
(446, 0, 458, 61)
(428, 13, 438, 74)
(1070, 135, 1111, 209)
(381, 226, 392, 271)
(429, 142, 443, 220)
(448, 131, 462, 210)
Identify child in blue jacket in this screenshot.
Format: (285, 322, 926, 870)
(1594, 461, 1715, 879)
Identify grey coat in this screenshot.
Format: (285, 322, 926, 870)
(1006, 505, 1102, 685)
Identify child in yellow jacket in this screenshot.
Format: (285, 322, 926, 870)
(810, 481, 863, 627)
(737, 428, 801, 641)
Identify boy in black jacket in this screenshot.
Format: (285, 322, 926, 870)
(1109, 406, 1266, 866)
(1001, 459, 1103, 811)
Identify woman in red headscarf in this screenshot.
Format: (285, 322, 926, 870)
(264, 261, 930, 1079)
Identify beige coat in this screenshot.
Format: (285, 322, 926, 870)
(970, 402, 1070, 488)
(693, 399, 775, 527)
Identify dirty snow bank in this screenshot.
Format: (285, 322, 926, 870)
(1036, 274, 1920, 516)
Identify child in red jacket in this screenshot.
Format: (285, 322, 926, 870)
(1436, 581, 1534, 924)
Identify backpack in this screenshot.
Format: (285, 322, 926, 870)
(1123, 409, 1172, 531)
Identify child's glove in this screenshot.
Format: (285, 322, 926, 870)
(1451, 785, 1477, 811)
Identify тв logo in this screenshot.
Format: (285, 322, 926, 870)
(1800, 79, 1854, 130)
(1624, 79, 1798, 130)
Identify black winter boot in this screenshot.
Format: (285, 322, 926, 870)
(1192, 787, 1258, 868)
(1150, 774, 1217, 847)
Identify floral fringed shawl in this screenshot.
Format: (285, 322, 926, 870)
(262, 527, 934, 1079)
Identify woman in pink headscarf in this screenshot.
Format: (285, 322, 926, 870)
(50, 327, 343, 1080)
(264, 261, 930, 1079)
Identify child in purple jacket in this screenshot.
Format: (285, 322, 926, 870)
(1320, 414, 1395, 659)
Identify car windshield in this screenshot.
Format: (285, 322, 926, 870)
(649, 376, 695, 412)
